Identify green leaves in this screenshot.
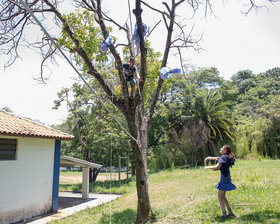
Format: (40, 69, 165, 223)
(57, 10, 113, 72)
(187, 67, 224, 89)
(54, 81, 130, 166)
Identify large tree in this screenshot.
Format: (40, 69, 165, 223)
(0, 0, 275, 223)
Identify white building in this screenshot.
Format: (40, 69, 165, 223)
(0, 110, 74, 224)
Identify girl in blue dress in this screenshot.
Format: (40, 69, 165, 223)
(204, 145, 236, 218)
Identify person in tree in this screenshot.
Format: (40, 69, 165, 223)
(115, 57, 137, 97)
(204, 145, 237, 218)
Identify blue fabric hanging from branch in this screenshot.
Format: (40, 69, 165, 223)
(160, 67, 181, 80)
(101, 36, 113, 53)
(133, 23, 147, 55)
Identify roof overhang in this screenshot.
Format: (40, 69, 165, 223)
(60, 155, 102, 169)
(0, 132, 73, 140)
(0, 110, 74, 140)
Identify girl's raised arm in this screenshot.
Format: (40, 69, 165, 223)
(205, 163, 222, 171)
(204, 156, 220, 163)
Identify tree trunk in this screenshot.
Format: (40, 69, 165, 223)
(126, 114, 152, 224)
(89, 168, 100, 183)
(132, 140, 151, 223)
(207, 138, 218, 156)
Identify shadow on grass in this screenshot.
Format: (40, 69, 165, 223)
(148, 163, 206, 174)
(60, 178, 134, 193)
(90, 178, 134, 189)
(148, 166, 192, 175)
(98, 208, 136, 224)
(211, 215, 235, 223)
(239, 210, 280, 222)
(211, 210, 280, 223)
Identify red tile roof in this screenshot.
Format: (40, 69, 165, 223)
(0, 110, 74, 140)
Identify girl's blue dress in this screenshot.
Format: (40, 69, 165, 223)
(215, 155, 237, 191)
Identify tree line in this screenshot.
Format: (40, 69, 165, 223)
(53, 65, 280, 170)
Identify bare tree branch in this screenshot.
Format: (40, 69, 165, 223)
(162, 2, 172, 14)
(102, 12, 128, 32)
(115, 43, 129, 48)
(141, 1, 169, 17)
(176, 47, 186, 77)
(241, 0, 275, 15)
(125, 23, 134, 57)
(146, 20, 161, 38)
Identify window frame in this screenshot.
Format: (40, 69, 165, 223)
(0, 138, 18, 161)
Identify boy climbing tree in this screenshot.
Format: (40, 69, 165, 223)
(115, 57, 137, 97)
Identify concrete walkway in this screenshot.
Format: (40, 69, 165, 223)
(25, 192, 120, 224)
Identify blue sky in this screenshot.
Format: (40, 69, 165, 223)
(0, 0, 279, 125)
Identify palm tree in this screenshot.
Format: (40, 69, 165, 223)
(193, 89, 234, 156)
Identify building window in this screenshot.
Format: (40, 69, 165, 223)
(0, 139, 17, 160)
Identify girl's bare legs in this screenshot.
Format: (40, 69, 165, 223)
(222, 192, 234, 215)
(218, 190, 227, 217)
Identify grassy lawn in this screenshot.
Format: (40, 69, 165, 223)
(54, 160, 280, 223)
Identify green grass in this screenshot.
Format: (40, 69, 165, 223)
(54, 160, 280, 224)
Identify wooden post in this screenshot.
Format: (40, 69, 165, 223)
(118, 155, 121, 187)
(82, 167, 89, 199)
(126, 155, 129, 185)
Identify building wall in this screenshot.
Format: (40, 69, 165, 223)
(0, 136, 55, 224)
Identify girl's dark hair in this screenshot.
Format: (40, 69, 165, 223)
(223, 145, 236, 166)
(223, 145, 232, 155)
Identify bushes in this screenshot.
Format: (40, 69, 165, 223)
(234, 118, 279, 159)
(148, 131, 208, 171)
(148, 144, 179, 170)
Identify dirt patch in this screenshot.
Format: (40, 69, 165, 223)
(60, 173, 130, 184)
(60, 175, 82, 184)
